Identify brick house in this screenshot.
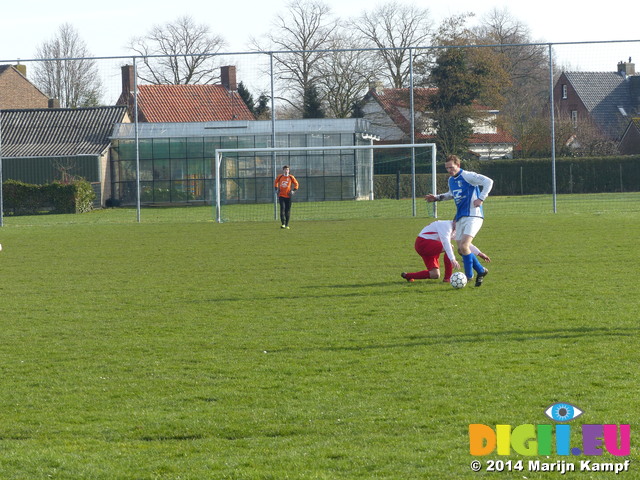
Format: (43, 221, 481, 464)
(619, 118, 640, 154)
(554, 60, 640, 144)
(116, 65, 254, 122)
(361, 86, 516, 160)
(0, 64, 50, 109)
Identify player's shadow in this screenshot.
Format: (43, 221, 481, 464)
(299, 279, 438, 292)
(271, 326, 639, 353)
(302, 282, 397, 289)
(204, 282, 405, 303)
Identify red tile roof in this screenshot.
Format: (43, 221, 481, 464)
(369, 88, 437, 136)
(123, 84, 255, 123)
(367, 87, 516, 144)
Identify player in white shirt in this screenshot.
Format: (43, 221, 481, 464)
(401, 220, 490, 283)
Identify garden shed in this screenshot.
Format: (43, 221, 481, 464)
(0, 106, 130, 206)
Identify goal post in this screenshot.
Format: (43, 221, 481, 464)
(213, 143, 438, 223)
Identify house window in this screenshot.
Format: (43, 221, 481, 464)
(562, 84, 568, 99)
(571, 110, 578, 127)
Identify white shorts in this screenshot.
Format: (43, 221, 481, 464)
(455, 217, 484, 241)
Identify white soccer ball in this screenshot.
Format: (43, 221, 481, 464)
(450, 271, 468, 289)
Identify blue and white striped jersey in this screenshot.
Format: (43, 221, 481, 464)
(440, 169, 494, 220)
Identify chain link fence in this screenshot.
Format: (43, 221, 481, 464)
(1, 39, 640, 222)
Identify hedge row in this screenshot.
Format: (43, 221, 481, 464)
(476, 156, 640, 195)
(374, 173, 449, 199)
(374, 155, 640, 198)
(3, 179, 96, 215)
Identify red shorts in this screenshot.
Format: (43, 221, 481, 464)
(414, 237, 444, 270)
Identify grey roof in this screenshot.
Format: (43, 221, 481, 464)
(0, 106, 128, 157)
(564, 71, 639, 139)
(111, 118, 373, 139)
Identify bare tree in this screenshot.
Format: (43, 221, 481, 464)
(349, 2, 434, 88)
(317, 32, 377, 118)
(128, 16, 226, 85)
(473, 8, 551, 155)
(515, 107, 618, 159)
(251, 0, 338, 117)
(32, 23, 103, 108)
(474, 8, 548, 86)
(432, 12, 476, 46)
(506, 96, 552, 158)
(556, 115, 620, 157)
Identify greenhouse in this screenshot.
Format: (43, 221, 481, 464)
(109, 118, 376, 206)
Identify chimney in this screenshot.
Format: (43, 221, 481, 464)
(221, 66, 237, 91)
(48, 98, 60, 109)
(368, 80, 383, 93)
(121, 64, 135, 94)
(617, 59, 635, 77)
(14, 63, 27, 77)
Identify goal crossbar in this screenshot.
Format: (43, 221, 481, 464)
(214, 143, 437, 223)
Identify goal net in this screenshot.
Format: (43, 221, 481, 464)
(213, 143, 438, 223)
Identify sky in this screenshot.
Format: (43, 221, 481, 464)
(1, 0, 638, 99)
(1, 0, 638, 62)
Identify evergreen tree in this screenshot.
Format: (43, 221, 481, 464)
(428, 49, 476, 158)
(254, 94, 271, 119)
(428, 47, 505, 159)
(351, 98, 365, 118)
(237, 81, 256, 115)
(237, 82, 271, 119)
(303, 84, 325, 119)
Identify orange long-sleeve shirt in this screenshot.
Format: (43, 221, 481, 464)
(274, 174, 299, 198)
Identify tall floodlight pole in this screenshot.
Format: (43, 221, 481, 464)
(133, 58, 142, 223)
(369, 136, 374, 200)
(431, 143, 437, 218)
(548, 44, 557, 213)
(215, 152, 222, 223)
(270, 52, 277, 221)
(409, 49, 417, 217)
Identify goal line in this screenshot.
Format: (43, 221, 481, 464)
(213, 143, 437, 223)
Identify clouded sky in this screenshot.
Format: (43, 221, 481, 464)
(1, 0, 637, 65)
(1, 0, 638, 102)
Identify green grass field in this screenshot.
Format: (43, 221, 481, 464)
(0, 195, 638, 479)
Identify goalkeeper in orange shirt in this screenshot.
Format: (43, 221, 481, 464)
(274, 165, 299, 229)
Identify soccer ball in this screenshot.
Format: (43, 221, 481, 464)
(450, 271, 468, 289)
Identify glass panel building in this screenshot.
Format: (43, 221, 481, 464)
(109, 119, 375, 205)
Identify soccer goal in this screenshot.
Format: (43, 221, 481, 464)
(213, 143, 438, 223)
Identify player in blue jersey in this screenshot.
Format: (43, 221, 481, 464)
(425, 155, 494, 287)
